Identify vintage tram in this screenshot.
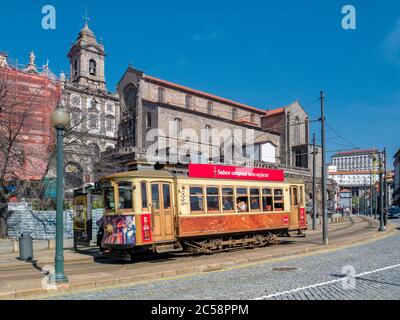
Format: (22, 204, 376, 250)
(94, 163, 307, 260)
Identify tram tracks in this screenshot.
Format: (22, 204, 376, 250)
(0, 218, 376, 285)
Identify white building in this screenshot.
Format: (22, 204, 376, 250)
(330, 149, 381, 197)
(331, 149, 379, 172)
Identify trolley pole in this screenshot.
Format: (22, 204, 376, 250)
(378, 150, 385, 231)
(312, 133, 317, 230)
(320, 91, 328, 245)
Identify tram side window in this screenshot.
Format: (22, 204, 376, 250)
(206, 187, 220, 213)
(151, 184, 160, 210)
(262, 188, 273, 211)
(250, 188, 260, 211)
(222, 187, 234, 212)
(292, 187, 299, 206)
(236, 187, 249, 212)
(118, 181, 133, 210)
(163, 184, 171, 210)
(104, 187, 115, 210)
(141, 182, 148, 210)
(274, 189, 284, 211)
(190, 186, 204, 213)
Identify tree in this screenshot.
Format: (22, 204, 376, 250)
(0, 62, 110, 238)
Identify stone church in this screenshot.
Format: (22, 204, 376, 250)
(60, 22, 120, 190)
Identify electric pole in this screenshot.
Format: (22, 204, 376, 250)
(383, 148, 388, 226)
(320, 91, 328, 244)
(312, 133, 317, 230)
(378, 150, 385, 231)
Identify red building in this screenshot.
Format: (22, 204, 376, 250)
(0, 52, 61, 181)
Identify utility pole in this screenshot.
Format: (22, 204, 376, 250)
(383, 148, 388, 226)
(312, 133, 317, 230)
(320, 91, 328, 245)
(369, 168, 373, 217)
(378, 150, 385, 231)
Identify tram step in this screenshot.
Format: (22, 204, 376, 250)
(155, 242, 183, 254)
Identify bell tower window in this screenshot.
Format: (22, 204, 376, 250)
(74, 59, 78, 76)
(89, 59, 97, 75)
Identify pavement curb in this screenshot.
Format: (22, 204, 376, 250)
(2, 218, 397, 300)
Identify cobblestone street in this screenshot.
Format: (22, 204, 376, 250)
(45, 218, 400, 300)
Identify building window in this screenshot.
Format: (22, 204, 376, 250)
(71, 110, 80, 127)
(207, 102, 213, 115)
(174, 118, 182, 135)
(185, 95, 192, 109)
(74, 60, 78, 76)
(146, 112, 152, 128)
(106, 117, 114, 131)
(71, 95, 81, 107)
(89, 59, 96, 75)
(89, 113, 98, 129)
(205, 125, 212, 144)
(294, 117, 300, 145)
(232, 108, 238, 120)
(158, 87, 165, 103)
(106, 103, 113, 113)
(250, 113, 256, 123)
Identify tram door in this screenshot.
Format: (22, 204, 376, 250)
(290, 186, 300, 229)
(150, 183, 175, 242)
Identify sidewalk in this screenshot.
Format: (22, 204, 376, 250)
(0, 215, 396, 299)
(0, 239, 75, 255)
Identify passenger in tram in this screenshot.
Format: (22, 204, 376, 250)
(250, 197, 260, 210)
(237, 198, 248, 212)
(223, 197, 234, 210)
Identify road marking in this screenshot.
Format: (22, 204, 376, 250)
(254, 263, 400, 300)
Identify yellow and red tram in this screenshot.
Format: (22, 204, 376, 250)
(97, 164, 307, 259)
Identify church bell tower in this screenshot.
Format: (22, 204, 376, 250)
(67, 17, 106, 91)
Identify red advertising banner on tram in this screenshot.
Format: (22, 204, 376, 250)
(188, 163, 285, 182)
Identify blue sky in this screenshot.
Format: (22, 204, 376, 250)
(1, 0, 399, 167)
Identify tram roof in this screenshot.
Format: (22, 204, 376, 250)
(101, 169, 304, 184)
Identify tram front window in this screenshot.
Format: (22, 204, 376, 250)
(104, 187, 115, 210)
(118, 181, 133, 210)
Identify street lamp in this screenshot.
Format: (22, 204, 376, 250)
(50, 107, 70, 283)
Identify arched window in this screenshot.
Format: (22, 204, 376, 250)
(158, 87, 165, 103)
(232, 108, 238, 120)
(146, 112, 152, 128)
(89, 59, 96, 75)
(205, 125, 212, 144)
(174, 118, 182, 135)
(207, 102, 213, 115)
(106, 116, 114, 131)
(74, 60, 78, 76)
(71, 108, 81, 127)
(294, 117, 301, 145)
(89, 112, 98, 129)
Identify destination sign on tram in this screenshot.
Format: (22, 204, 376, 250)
(188, 164, 285, 182)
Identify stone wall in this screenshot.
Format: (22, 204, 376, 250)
(6, 202, 104, 240)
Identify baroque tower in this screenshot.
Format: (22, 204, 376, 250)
(67, 21, 106, 91)
(62, 20, 120, 190)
